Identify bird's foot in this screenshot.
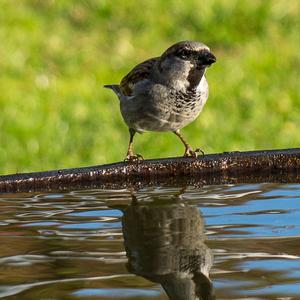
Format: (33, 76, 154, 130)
(184, 147, 205, 158)
(124, 153, 144, 163)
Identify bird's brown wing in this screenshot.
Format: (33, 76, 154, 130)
(120, 57, 159, 96)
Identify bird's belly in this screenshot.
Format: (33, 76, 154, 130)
(120, 85, 207, 132)
(122, 101, 205, 133)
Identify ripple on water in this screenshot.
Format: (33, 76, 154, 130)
(0, 183, 299, 299)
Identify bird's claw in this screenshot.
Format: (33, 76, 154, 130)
(124, 153, 144, 163)
(195, 148, 205, 156)
(184, 147, 205, 157)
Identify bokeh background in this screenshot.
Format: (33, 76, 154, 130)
(1, 0, 299, 174)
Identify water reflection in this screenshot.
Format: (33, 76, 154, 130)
(1, 184, 300, 299)
(119, 190, 214, 300)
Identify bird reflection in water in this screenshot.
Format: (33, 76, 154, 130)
(120, 188, 215, 300)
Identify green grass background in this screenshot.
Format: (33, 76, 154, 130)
(0, 0, 299, 174)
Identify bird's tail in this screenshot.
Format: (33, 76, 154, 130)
(104, 84, 122, 98)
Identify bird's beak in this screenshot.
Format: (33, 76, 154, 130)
(203, 51, 217, 66)
(197, 51, 216, 68)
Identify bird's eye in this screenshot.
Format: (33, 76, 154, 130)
(177, 49, 189, 60)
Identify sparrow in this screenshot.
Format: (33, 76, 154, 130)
(105, 40, 216, 161)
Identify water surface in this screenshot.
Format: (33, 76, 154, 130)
(0, 183, 300, 299)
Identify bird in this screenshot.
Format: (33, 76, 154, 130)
(104, 40, 216, 161)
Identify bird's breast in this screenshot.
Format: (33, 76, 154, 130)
(119, 79, 209, 132)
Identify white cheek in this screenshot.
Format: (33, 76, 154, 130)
(196, 74, 208, 93)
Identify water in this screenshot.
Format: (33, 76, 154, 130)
(0, 183, 300, 299)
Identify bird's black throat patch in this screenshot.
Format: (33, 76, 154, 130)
(187, 67, 205, 90)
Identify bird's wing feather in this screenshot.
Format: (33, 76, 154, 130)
(120, 57, 159, 96)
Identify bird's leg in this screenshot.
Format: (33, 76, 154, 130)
(173, 130, 204, 157)
(124, 128, 144, 162)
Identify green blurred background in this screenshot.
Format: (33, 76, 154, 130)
(0, 0, 299, 175)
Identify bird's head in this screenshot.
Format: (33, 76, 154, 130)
(158, 41, 216, 90)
